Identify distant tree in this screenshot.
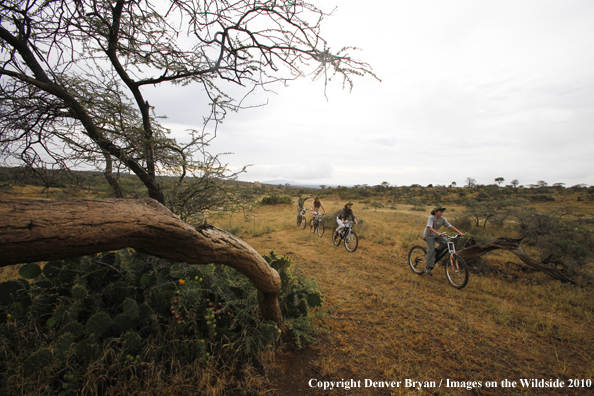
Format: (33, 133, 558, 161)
(450, 181, 457, 188)
(319, 185, 327, 190)
(465, 177, 477, 188)
(495, 177, 504, 186)
(462, 198, 515, 230)
(552, 183, 566, 189)
(536, 181, 548, 188)
(510, 179, 520, 188)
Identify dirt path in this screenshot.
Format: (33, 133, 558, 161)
(241, 213, 594, 396)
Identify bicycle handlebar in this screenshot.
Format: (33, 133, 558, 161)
(441, 233, 465, 239)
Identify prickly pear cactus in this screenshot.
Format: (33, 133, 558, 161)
(1, 249, 323, 394)
(85, 312, 113, 338)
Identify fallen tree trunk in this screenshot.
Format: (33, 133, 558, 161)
(456, 237, 577, 285)
(0, 198, 283, 323)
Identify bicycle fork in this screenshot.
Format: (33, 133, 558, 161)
(448, 241, 460, 272)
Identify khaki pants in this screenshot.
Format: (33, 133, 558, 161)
(425, 236, 448, 270)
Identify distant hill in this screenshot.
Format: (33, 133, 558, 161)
(262, 180, 323, 189)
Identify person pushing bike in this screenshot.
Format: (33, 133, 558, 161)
(335, 202, 358, 236)
(424, 205, 464, 276)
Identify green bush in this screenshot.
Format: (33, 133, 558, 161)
(0, 250, 322, 394)
(515, 209, 593, 274)
(260, 195, 292, 205)
(529, 194, 555, 202)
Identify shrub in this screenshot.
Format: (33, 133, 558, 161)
(514, 209, 594, 273)
(529, 194, 555, 202)
(260, 195, 292, 205)
(0, 250, 322, 394)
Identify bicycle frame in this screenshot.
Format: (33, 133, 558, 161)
(313, 213, 323, 224)
(435, 234, 462, 266)
(340, 221, 353, 238)
(408, 233, 468, 288)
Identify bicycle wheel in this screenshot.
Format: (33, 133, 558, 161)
(344, 232, 358, 252)
(332, 228, 341, 246)
(445, 254, 469, 289)
(296, 216, 301, 227)
(408, 246, 427, 275)
(317, 222, 324, 237)
(309, 219, 315, 233)
(300, 216, 306, 229)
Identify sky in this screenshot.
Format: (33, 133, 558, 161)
(146, 0, 594, 188)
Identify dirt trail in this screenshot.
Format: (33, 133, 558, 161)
(239, 209, 594, 396)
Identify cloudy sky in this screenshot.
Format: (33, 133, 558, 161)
(147, 0, 594, 188)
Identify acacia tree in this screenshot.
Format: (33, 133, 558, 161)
(0, 0, 375, 207)
(0, 0, 375, 322)
(465, 177, 477, 188)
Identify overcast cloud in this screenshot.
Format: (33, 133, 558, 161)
(145, 0, 594, 188)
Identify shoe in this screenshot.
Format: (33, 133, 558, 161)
(425, 268, 433, 276)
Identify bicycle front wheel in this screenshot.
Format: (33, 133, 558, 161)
(445, 254, 469, 289)
(317, 222, 324, 237)
(300, 216, 306, 229)
(310, 219, 315, 233)
(344, 232, 358, 252)
(408, 246, 427, 275)
(332, 228, 341, 246)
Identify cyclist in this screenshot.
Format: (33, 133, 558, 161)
(311, 196, 327, 217)
(296, 195, 310, 223)
(335, 201, 358, 236)
(424, 205, 464, 276)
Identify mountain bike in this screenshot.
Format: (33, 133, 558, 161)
(332, 220, 358, 252)
(310, 213, 325, 236)
(408, 234, 468, 289)
(296, 208, 307, 229)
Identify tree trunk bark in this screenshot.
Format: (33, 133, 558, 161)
(101, 149, 124, 198)
(0, 198, 282, 323)
(456, 237, 577, 285)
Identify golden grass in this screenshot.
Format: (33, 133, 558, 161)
(2, 189, 594, 395)
(216, 197, 594, 395)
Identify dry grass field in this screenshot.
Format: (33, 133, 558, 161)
(211, 197, 594, 395)
(2, 185, 594, 395)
